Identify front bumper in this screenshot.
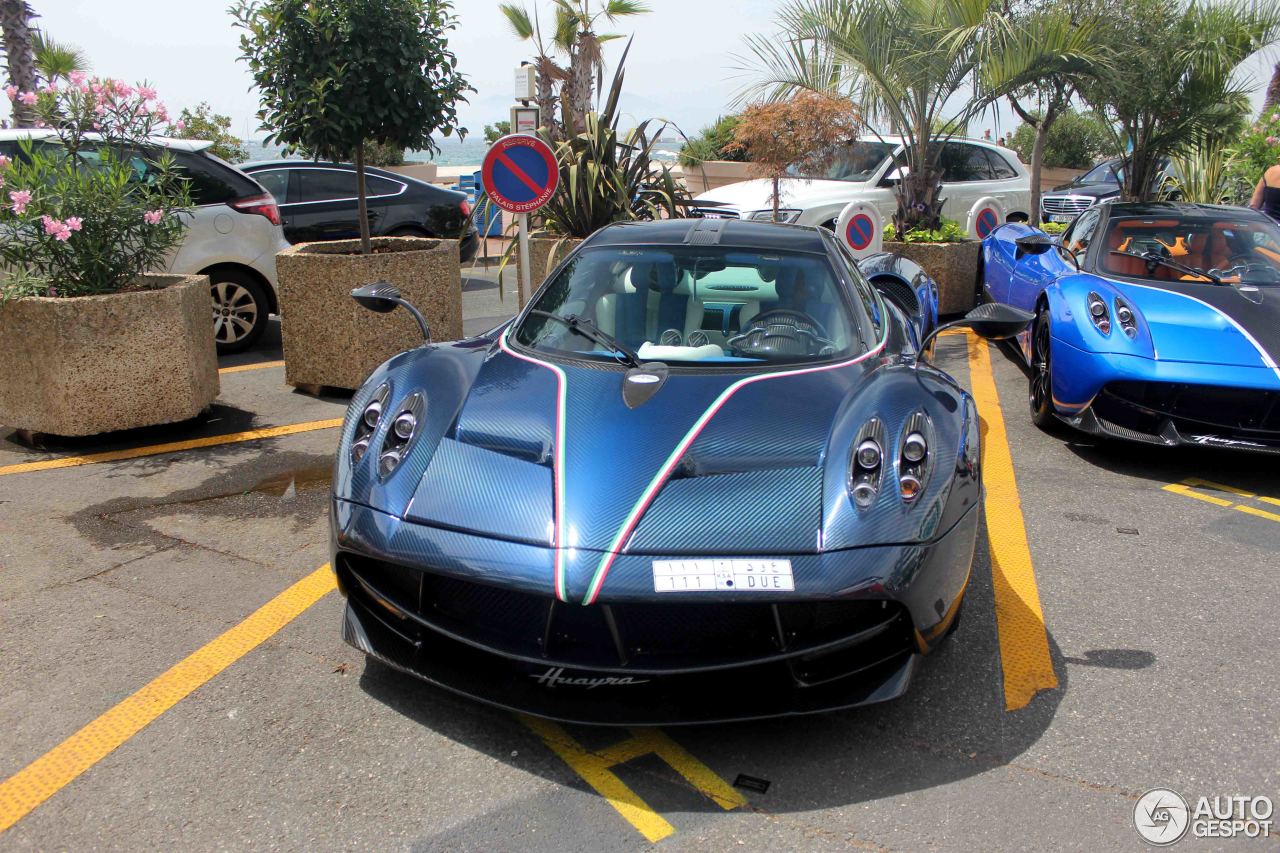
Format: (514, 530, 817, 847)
(332, 499, 977, 725)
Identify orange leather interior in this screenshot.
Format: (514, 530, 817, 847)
(1101, 220, 1233, 281)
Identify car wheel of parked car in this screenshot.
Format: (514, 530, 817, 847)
(210, 271, 268, 354)
(1029, 308, 1057, 430)
(974, 254, 987, 305)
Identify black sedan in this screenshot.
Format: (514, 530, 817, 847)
(241, 160, 479, 261)
(1040, 157, 1177, 223)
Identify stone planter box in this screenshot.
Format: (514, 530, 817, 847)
(673, 160, 753, 195)
(276, 237, 462, 392)
(0, 274, 219, 437)
(515, 237, 583, 307)
(885, 240, 983, 316)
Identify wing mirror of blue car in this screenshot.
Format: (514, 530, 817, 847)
(1014, 233, 1054, 259)
(351, 281, 431, 343)
(916, 302, 1035, 363)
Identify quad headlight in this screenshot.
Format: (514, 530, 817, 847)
(377, 392, 425, 479)
(848, 418, 885, 509)
(1087, 291, 1111, 335)
(351, 383, 389, 464)
(1114, 295, 1138, 339)
(897, 413, 931, 503)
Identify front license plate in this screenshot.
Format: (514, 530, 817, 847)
(653, 559, 795, 593)
(1048, 213, 1071, 223)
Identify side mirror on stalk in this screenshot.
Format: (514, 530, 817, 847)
(917, 302, 1035, 361)
(1014, 233, 1054, 259)
(351, 281, 432, 343)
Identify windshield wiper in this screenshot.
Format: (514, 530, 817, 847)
(1108, 250, 1221, 284)
(527, 310, 642, 367)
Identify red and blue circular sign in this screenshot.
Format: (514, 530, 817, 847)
(481, 134, 559, 214)
(975, 207, 998, 239)
(845, 213, 875, 251)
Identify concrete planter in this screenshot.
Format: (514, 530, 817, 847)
(674, 160, 753, 195)
(885, 240, 983, 316)
(0, 274, 219, 437)
(515, 237, 583, 307)
(276, 237, 462, 392)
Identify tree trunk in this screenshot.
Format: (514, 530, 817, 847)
(535, 55, 559, 141)
(0, 0, 38, 128)
(1264, 62, 1280, 114)
(1028, 105, 1060, 228)
(355, 142, 371, 256)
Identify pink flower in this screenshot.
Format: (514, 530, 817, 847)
(9, 189, 31, 214)
(112, 80, 133, 98)
(1271, 112, 1278, 122)
(154, 104, 168, 123)
(0, 155, 9, 169)
(138, 85, 157, 101)
(69, 71, 87, 87)
(17, 91, 37, 106)
(42, 81, 57, 94)
(41, 216, 73, 241)
(143, 209, 164, 225)
(65, 216, 83, 232)
(3, 85, 16, 101)
(174, 119, 186, 131)
(1267, 136, 1278, 145)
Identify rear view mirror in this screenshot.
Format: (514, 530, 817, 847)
(1015, 234, 1053, 259)
(351, 281, 432, 343)
(917, 302, 1034, 360)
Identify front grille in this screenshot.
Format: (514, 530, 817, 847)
(339, 554, 911, 674)
(1095, 381, 1280, 437)
(1041, 195, 1093, 216)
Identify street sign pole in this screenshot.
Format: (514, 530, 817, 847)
(517, 212, 532, 307)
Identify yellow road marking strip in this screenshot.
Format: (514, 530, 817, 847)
(0, 419, 343, 478)
(965, 335, 1058, 711)
(1258, 495, 1280, 507)
(520, 718, 746, 843)
(1234, 504, 1280, 523)
(0, 565, 336, 835)
(219, 360, 285, 374)
(1162, 482, 1234, 507)
(1184, 477, 1255, 499)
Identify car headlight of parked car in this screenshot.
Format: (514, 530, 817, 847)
(748, 209, 803, 224)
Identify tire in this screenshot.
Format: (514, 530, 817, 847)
(1028, 308, 1057, 430)
(974, 252, 987, 305)
(209, 270, 268, 355)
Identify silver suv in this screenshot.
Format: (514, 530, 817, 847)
(0, 130, 289, 353)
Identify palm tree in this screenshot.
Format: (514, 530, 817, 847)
(741, 0, 1103, 233)
(0, 0, 37, 127)
(1081, 0, 1280, 202)
(499, 0, 648, 137)
(32, 30, 87, 83)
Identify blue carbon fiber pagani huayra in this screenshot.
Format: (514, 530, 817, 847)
(331, 219, 1028, 725)
(982, 201, 1280, 451)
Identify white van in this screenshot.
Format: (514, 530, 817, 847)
(692, 136, 1031, 229)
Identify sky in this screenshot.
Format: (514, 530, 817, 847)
(6, 0, 1279, 150)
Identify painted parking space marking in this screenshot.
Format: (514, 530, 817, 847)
(0, 418, 343, 478)
(0, 565, 336, 835)
(521, 716, 747, 843)
(1163, 477, 1280, 523)
(218, 359, 285, 375)
(965, 335, 1059, 711)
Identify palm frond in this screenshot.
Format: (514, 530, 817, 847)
(498, 3, 535, 40)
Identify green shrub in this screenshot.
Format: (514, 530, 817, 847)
(1223, 110, 1280, 204)
(1008, 110, 1112, 169)
(173, 103, 249, 163)
(678, 114, 745, 167)
(885, 218, 967, 243)
(1041, 220, 1068, 234)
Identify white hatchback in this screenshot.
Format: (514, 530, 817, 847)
(692, 136, 1031, 230)
(0, 130, 289, 353)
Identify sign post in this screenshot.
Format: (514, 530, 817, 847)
(481, 134, 560, 306)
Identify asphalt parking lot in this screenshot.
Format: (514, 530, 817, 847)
(1, 267, 1277, 851)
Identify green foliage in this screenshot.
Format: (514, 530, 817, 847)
(484, 120, 512, 143)
(0, 79, 192, 298)
(1170, 140, 1235, 205)
(32, 31, 88, 83)
(1007, 109, 1111, 168)
(884, 218, 966, 243)
(1079, 0, 1275, 201)
(363, 139, 405, 166)
(174, 102, 248, 163)
(1223, 109, 1280, 203)
(1041, 220, 1068, 234)
(678, 114, 745, 166)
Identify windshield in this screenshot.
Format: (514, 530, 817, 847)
(785, 141, 895, 181)
(1099, 215, 1280, 285)
(513, 245, 864, 365)
(1079, 160, 1123, 184)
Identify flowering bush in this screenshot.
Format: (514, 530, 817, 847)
(1223, 110, 1280, 204)
(0, 75, 191, 299)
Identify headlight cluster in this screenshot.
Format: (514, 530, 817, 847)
(848, 413, 932, 508)
(349, 384, 425, 478)
(1114, 295, 1138, 338)
(748, 209, 802, 223)
(1087, 291, 1111, 335)
(351, 383, 389, 464)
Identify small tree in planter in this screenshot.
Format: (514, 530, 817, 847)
(232, 0, 473, 392)
(0, 77, 217, 438)
(232, 0, 471, 256)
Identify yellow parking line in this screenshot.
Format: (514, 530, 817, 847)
(1184, 477, 1256, 499)
(520, 717, 746, 843)
(0, 419, 343, 478)
(965, 335, 1058, 711)
(0, 565, 336, 835)
(1162, 482, 1233, 507)
(1234, 504, 1280, 523)
(219, 360, 285, 375)
(1163, 478, 1280, 523)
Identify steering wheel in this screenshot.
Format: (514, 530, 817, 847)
(726, 308, 835, 357)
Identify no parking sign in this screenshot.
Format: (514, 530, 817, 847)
(481, 134, 559, 214)
(835, 201, 883, 259)
(967, 196, 1006, 240)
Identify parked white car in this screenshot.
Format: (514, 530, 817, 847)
(692, 136, 1031, 229)
(0, 130, 289, 353)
